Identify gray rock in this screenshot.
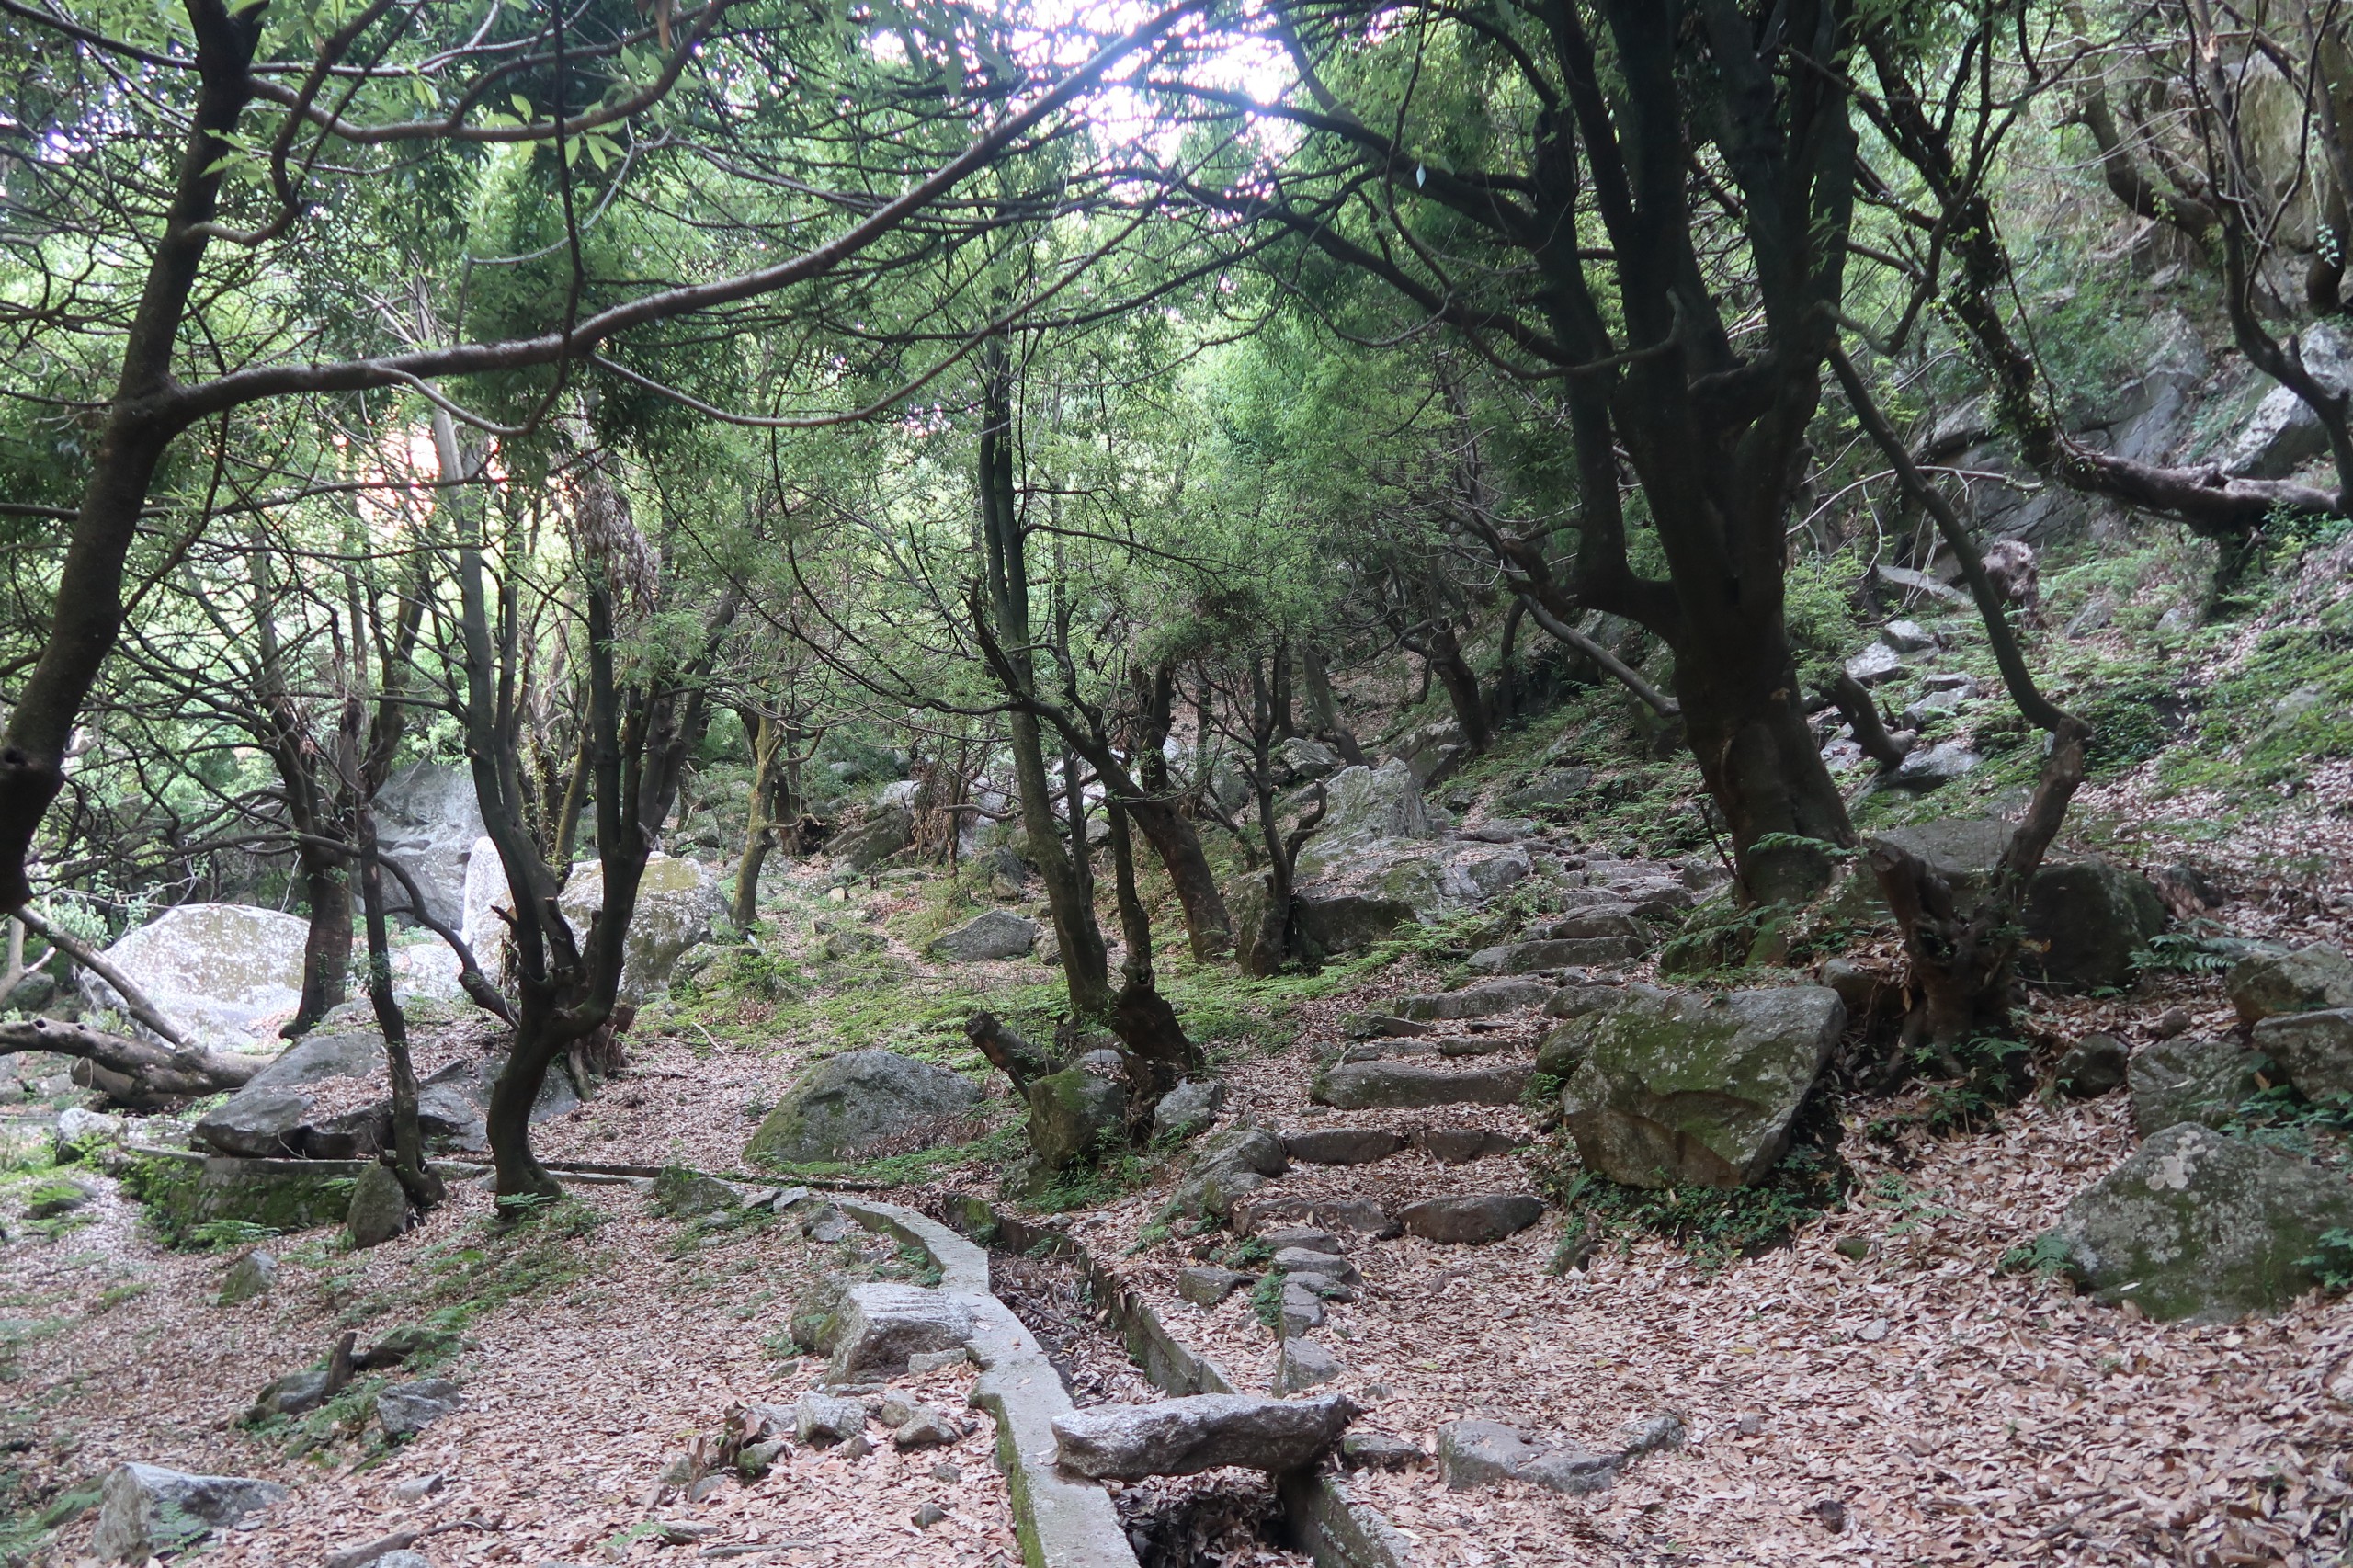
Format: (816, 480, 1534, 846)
(912, 1501, 949, 1529)
(376, 1378, 463, 1438)
(1554, 985, 1842, 1188)
(1272, 736, 1343, 784)
(2045, 1122, 2353, 1321)
(2129, 1036, 2265, 1136)
(1533, 912, 1645, 943)
(794, 1392, 870, 1446)
(388, 1474, 447, 1502)
(927, 910, 1040, 962)
(908, 1347, 972, 1373)
(1436, 1421, 1618, 1494)
(1398, 1193, 1544, 1245)
(54, 1106, 127, 1155)
(1418, 1127, 1521, 1165)
(1466, 937, 1642, 975)
(746, 1050, 983, 1165)
(1295, 761, 1435, 881)
(1499, 768, 1595, 813)
(1286, 890, 1419, 955)
(189, 1153, 376, 1233)
(1279, 1279, 1325, 1335)
(1236, 1196, 1399, 1240)
(345, 1163, 410, 1249)
(1921, 671, 1979, 697)
(2055, 1034, 2131, 1098)
(2019, 858, 2165, 989)
(1256, 1226, 1342, 1255)
(822, 928, 885, 960)
(1276, 1337, 1342, 1393)
(1544, 983, 1631, 1020)
(253, 1367, 332, 1417)
(649, 1165, 743, 1217)
(1051, 1392, 1358, 1479)
(1892, 740, 1980, 789)
(827, 1284, 973, 1380)
(1271, 1246, 1358, 1283)
(1282, 1128, 1404, 1165)
(374, 760, 486, 928)
(1393, 980, 1552, 1022)
(1880, 619, 1935, 653)
(193, 1029, 390, 1157)
(78, 903, 312, 1051)
(893, 1406, 964, 1449)
(2225, 320, 2353, 477)
(1845, 643, 1906, 687)
(1026, 1065, 1128, 1167)
(1313, 1061, 1531, 1110)
(1341, 1432, 1425, 1471)
(832, 806, 914, 874)
(1618, 1412, 1688, 1457)
(1176, 1267, 1254, 1308)
(2228, 944, 2353, 1026)
(218, 1249, 277, 1305)
(24, 1177, 95, 1219)
(1168, 1128, 1290, 1222)
(1153, 1080, 1225, 1143)
(2252, 1008, 2353, 1100)
(373, 1552, 433, 1568)
(91, 1463, 287, 1562)
(560, 853, 728, 1002)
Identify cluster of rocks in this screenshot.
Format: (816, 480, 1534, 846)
(732, 1383, 972, 1467)
(2038, 942, 2353, 1321)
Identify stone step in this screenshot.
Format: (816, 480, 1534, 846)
(1337, 1034, 1526, 1065)
(1467, 937, 1643, 976)
(1392, 979, 1552, 1021)
(1313, 1060, 1532, 1110)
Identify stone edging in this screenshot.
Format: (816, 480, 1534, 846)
(970, 1206, 1412, 1568)
(832, 1196, 1140, 1568)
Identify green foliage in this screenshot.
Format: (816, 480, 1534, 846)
(1020, 1153, 1151, 1215)
(1538, 1145, 1850, 1274)
(188, 1218, 283, 1251)
(2298, 1229, 2353, 1294)
(113, 1153, 204, 1249)
(2131, 931, 2234, 976)
(1249, 1270, 1286, 1331)
(1997, 1231, 2075, 1280)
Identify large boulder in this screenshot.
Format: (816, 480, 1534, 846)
(745, 1049, 983, 1165)
(831, 806, 914, 874)
(2224, 319, 2353, 478)
(559, 853, 728, 1002)
(2018, 858, 2165, 990)
(1553, 985, 1842, 1188)
(2129, 1036, 2266, 1136)
(193, 1030, 388, 1158)
(927, 910, 1040, 962)
(79, 903, 310, 1049)
(91, 1464, 287, 1562)
(460, 834, 507, 954)
(2227, 943, 2353, 1026)
(1051, 1392, 1357, 1479)
(1295, 761, 1433, 881)
(1272, 736, 1343, 784)
(1026, 1064, 1127, 1166)
(374, 761, 486, 929)
(2250, 1008, 2353, 1100)
(188, 1155, 373, 1233)
(2044, 1122, 2353, 1321)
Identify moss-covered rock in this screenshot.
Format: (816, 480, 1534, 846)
(2045, 1122, 2353, 1321)
(192, 1156, 365, 1234)
(2227, 943, 2353, 1026)
(2018, 858, 2165, 990)
(1554, 984, 1843, 1189)
(2127, 1035, 2266, 1136)
(745, 1049, 983, 1166)
(1025, 1065, 1127, 1166)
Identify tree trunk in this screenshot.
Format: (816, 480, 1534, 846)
(731, 712, 784, 927)
(1299, 644, 1367, 765)
(1103, 800, 1199, 1137)
(288, 846, 353, 1037)
(357, 797, 443, 1210)
(0, 1018, 259, 1104)
(1418, 621, 1491, 754)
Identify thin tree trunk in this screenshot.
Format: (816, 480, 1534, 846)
(732, 712, 783, 927)
(1299, 644, 1367, 765)
(357, 796, 443, 1210)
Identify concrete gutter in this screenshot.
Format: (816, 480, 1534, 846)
(834, 1196, 1139, 1568)
(972, 1207, 1413, 1568)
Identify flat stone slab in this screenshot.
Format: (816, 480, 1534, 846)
(828, 1283, 975, 1379)
(1466, 937, 1641, 975)
(1314, 1061, 1532, 1110)
(1052, 1392, 1358, 1478)
(1237, 1196, 1401, 1239)
(1283, 1127, 1405, 1165)
(1398, 1193, 1544, 1245)
(1393, 981, 1552, 1021)
(1417, 1128, 1523, 1165)
(1176, 1267, 1254, 1308)
(1438, 1419, 1619, 1495)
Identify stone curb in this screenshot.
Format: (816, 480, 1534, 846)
(972, 1207, 1412, 1568)
(832, 1197, 1140, 1568)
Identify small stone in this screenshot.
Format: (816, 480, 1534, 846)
(1814, 1498, 1848, 1533)
(1880, 619, 1934, 653)
(1176, 1267, 1253, 1308)
(2154, 1007, 2194, 1040)
(218, 1250, 277, 1305)
(1276, 1337, 1342, 1393)
(825, 1284, 973, 1380)
(1617, 1413, 1686, 1457)
(736, 1439, 786, 1476)
(1254, 1227, 1342, 1256)
(649, 1165, 743, 1217)
(931, 1461, 962, 1483)
(2227, 943, 2353, 1026)
(912, 1501, 949, 1529)
(1279, 1280, 1325, 1337)
(1269, 1247, 1359, 1283)
(1845, 643, 1906, 686)
(1853, 1319, 1890, 1343)
(1397, 1193, 1544, 1245)
(2252, 1007, 2353, 1099)
(1340, 1432, 1425, 1471)
(689, 1474, 727, 1502)
(835, 1433, 874, 1460)
(2055, 1034, 2130, 1098)
(1418, 1128, 1520, 1165)
(1236, 1196, 1400, 1240)
(793, 1392, 868, 1447)
(1152, 1079, 1227, 1142)
(1436, 1420, 1535, 1488)
(375, 1379, 462, 1439)
(388, 1473, 445, 1503)
(253, 1368, 333, 1417)
(1518, 1445, 1620, 1494)
(878, 1392, 917, 1426)
(908, 1347, 971, 1374)
(1734, 1413, 1764, 1437)
(893, 1407, 963, 1449)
